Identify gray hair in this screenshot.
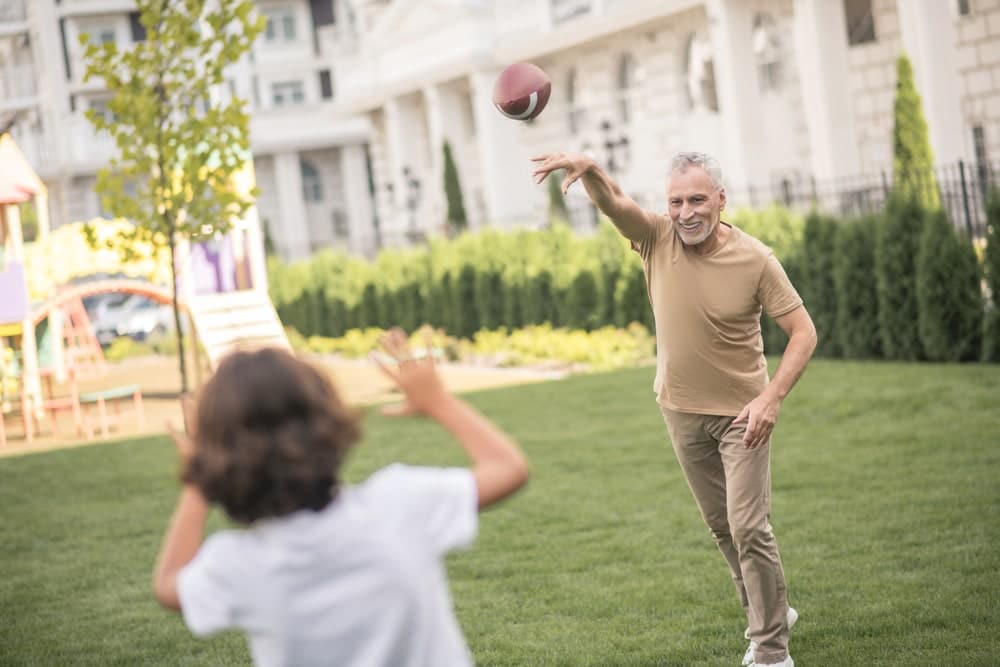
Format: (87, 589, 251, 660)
(670, 152, 724, 190)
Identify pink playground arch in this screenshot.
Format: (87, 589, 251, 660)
(30, 279, 187, 326)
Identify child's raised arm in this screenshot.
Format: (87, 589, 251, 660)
(372, 329, 529, 509)
(152, 395, 208, 611)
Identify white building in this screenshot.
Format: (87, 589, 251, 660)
(1, 0, 997, 261)
(0, 0, 373, 260)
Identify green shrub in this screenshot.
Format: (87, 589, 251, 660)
(876, 193, 926, 360)
(833, 217, 882, 358)
(567, 269, 600, 331)
(801, 212, 841, 357)
(104, 337, 154, 362)
(916, 210, 983, 361)
(454, 264, 479, 338)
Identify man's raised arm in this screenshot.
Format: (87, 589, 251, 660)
(531, 152, 656, 242)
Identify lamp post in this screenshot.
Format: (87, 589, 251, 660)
(600, 119, 630, 177)
(402, 166, 422, 244)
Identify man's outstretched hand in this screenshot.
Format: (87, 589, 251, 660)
(531, 152, 593, 194)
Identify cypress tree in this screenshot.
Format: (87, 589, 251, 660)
(875, 193, 925, 360)
(801, 213, 841, 357)
(893, 54, 940, 210)
(833, 217, 882, 358)
(916, 210, 983, 361)
(443, 141, 468, 232)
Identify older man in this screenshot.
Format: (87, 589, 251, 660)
(531, 151, 817, 667)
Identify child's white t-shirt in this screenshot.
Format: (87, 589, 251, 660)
(177, 463, 479, 667)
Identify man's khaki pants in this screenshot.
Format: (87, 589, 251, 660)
(660, 407, 790, 665)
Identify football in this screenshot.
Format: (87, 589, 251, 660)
(493, 62, 551, 121)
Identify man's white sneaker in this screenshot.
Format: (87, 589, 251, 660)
(740, 607, 798, 666)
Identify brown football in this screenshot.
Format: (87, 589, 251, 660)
(493, 62, 551, 121)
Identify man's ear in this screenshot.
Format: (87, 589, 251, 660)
(718, 188, 727, 211)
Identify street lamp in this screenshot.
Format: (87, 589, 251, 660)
(402, 166, 422, 243)
(600, 119, 630, 176)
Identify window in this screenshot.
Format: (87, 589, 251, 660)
(301, 160, 323, 202)
(264, 8, 296, 42)
(81, 22, 117, 46)
(844, 0, 876, 46)
(88, 98, 115, 123)
(616, 53, 640, 124)
(272, 81, 305, 107)
(957, 0, 971, 16)
(128, 12, 146, 42)
(684, 33, 719, 112)
(319, 69, 333, 99)
(752, 13, 783, 93)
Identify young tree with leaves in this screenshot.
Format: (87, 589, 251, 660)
(892, 54, 940, 210)
(80, 0, 265, 392)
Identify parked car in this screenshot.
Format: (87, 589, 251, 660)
(90, 294, 175, 346)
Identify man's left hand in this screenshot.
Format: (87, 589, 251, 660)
(733, 391, 781, 449)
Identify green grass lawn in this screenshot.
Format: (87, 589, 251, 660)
(1, 360, 999, 666)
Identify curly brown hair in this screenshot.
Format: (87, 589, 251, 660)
(182, 347, 361, 524)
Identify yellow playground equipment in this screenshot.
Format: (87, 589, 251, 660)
(1, 132, 288, 446)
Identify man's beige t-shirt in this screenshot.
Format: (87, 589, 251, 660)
(632, 217, 802, 416)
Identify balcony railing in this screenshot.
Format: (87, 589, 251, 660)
(0, 63, 36, 100)
(0, 0, 27, 23)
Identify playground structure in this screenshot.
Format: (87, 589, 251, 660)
(0, 132, 289, 446)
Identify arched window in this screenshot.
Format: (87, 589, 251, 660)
(616, 53, 640, 124)
(684, 33, 719, 112)
(301, 160, 323, 202)
(752, 13, 782, 93)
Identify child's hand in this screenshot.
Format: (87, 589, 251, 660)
(166, 393, 197, 464)
(371, 328, 450, 417)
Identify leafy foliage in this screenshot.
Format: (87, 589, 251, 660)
(79, 0, 265, 390)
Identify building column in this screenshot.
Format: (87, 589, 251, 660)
(340, 143, 376, 257)
(274, 151, 310, 260)
(705, 0, 760, 195)
(468, 69, 541, 227)
(382, 98, 408, 242)
(896, 0, 968, 164)
(422, 85, 446, 230)
(793, 0, 862, 181)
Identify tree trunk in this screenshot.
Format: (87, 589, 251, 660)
(169, 232, 189, 393)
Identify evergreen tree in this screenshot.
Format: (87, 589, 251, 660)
(801, 212, 841, 357)
(833, 217, 881, 358)
(916, 210, 983, 361)
(892, 54, 940, 210)
(80, 0, 264, 391)
(875, 193, 926, 360)
(442, 141, 468, 232)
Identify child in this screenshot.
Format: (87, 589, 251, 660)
(152, 328, 530, 666)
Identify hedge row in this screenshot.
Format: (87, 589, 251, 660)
(269, 199, 999, 363)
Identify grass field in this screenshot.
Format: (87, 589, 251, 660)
(1, 360, 998, 666)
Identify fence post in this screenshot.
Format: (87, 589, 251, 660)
(880, 170, 890, 200)
(958, 160, 975, 238)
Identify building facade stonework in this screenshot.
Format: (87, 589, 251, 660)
(0, 0, 992, 260)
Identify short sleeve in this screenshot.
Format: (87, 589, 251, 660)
(757, 254, 803, 319)
(364, 464, 478, 556)
(629, 214, 668, 261)
(176, 533, 244, 637)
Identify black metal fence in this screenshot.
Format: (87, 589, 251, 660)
(726, 161, 994, 239)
